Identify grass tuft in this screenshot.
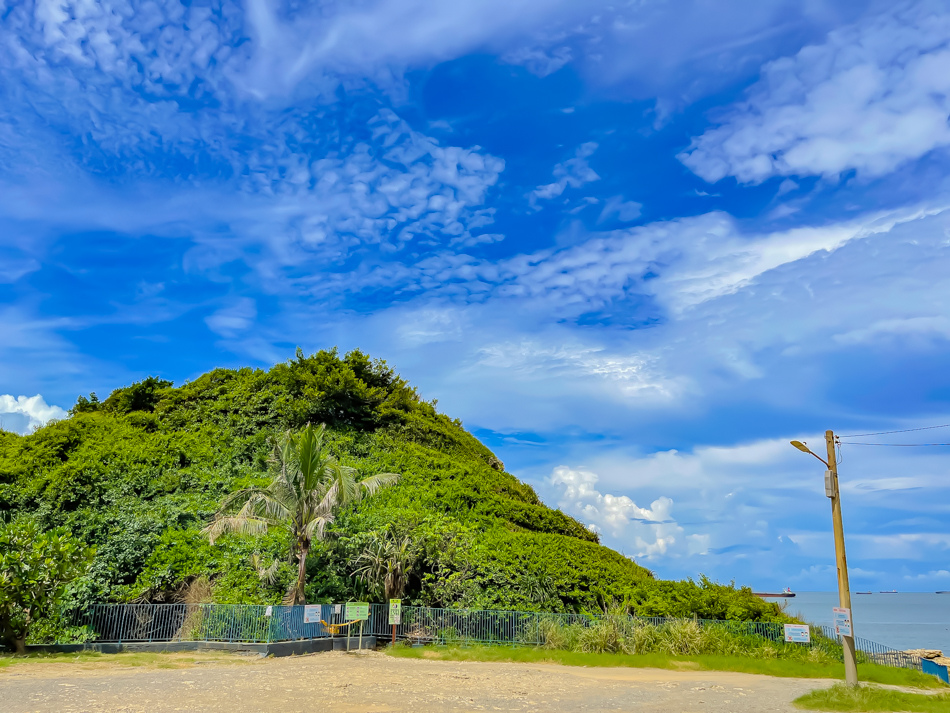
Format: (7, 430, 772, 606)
(794, 683, 950, 711)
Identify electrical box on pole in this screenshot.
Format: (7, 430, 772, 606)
(824, 469, 837, 498)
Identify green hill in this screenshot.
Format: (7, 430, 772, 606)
(0, 349, 782, 622)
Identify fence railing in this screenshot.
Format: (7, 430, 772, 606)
(64, 603, 923, 672)
(71, 603, 360, 644)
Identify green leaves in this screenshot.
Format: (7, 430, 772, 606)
(203, 422, 400, 604)
(0, 520, 91, 651)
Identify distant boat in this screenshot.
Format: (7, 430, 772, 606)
(855, 591, 873, 594)
(937, 591, 950, 594)
(879, 590, 898, 593)
(753, 587, 796, 598)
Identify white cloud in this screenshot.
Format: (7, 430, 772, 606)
(681, 1, 950, 183)
(0, 107, 507, 284)
(501, 45, 573, 77)
(205, 298, 257, 338)
(474, 340, 683, 404)
(396, 307, 465, 347)
(219, 109, 506, 262)
(834, 316, 950, 345)
(529, 142, 599, 208)
(904, 569, 950, 581)
(382, 204, 943, 321)
(534, 430, 950, 584)
(598, 196, 642, 223)
(0, 254, 40, 283)
(550, 465, 686, 559)
(0, 394, 68, 434)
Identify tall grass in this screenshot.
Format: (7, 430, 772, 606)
(523, 613, 839, 663)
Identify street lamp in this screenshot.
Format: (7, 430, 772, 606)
(790, 431, 858, 687)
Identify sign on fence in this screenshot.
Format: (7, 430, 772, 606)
(389, 599, 402, 625)
(833, 607, 852, 637)
(783, 624, 810, 643)
(304, 605, 322, 623)
(346, 602, 370, 620)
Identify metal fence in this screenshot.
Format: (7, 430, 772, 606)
(65, 603, 923, 672)
(71, 603, 360, 644)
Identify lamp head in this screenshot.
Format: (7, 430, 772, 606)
(790, 440, 811, 454)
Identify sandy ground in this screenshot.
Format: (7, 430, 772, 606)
(1, 650, 834, 713)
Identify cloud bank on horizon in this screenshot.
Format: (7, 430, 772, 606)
(2, 0, 949, 590)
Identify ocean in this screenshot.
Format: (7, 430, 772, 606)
(761, 591, 950, 656)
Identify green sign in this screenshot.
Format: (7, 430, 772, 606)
(345, 602, 369, 621)
(389, 599, 402, 625)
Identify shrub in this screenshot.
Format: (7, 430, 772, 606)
(0, 520, 92, 652)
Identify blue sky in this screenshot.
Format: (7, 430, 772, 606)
(2, 0, 950, 591)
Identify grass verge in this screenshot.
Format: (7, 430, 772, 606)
(794, 683, 950, 711)
(388, 645, 945, 689)
(0, 650, 249, 671)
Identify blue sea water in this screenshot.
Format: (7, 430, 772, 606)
(761, 592, 950, 656)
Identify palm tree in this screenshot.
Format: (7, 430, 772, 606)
(352, 530, 417, 601)
(203, 423, 398, 604)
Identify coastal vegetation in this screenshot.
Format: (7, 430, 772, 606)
(0, 348, 783, 647)
(523, 613, 840, 661)
(794, 683, 950, 711)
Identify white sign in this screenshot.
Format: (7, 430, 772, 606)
(389, 599, 402, 625)
(265, 605, 273, 617)
(334, 604, 342, 615)
(304, 605, 322, 624)
(833, 607, 852, 637)
(783, 624, 810, 643)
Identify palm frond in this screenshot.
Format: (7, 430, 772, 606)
(358, 472, 400, 497)
(303, 514, 333, 542)
(218, 485, 270, 512)
(201, 515, 273, 544)
(251, 553, 281, 585)
(298, 423, 328, 492)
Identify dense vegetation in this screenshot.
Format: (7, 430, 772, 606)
(0, 348, 783, 641)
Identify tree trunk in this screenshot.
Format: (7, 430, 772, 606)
(294, 541, 310, 605)
(1, 616, 25, 654)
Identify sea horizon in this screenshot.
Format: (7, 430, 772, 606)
(761, 591, 950, 657)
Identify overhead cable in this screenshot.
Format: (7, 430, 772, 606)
(838, 424, 950, 438)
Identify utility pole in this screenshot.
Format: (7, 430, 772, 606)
(790, 432, 858, 687)
(825, 430, 858, 687)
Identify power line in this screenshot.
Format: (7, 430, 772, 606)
(839, 424, 950, 438)
(838, 442, 950, 447)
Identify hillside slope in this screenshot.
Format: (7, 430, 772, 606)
(0, 349, 781, 622)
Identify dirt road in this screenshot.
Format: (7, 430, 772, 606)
(2, 650, 831, 712)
